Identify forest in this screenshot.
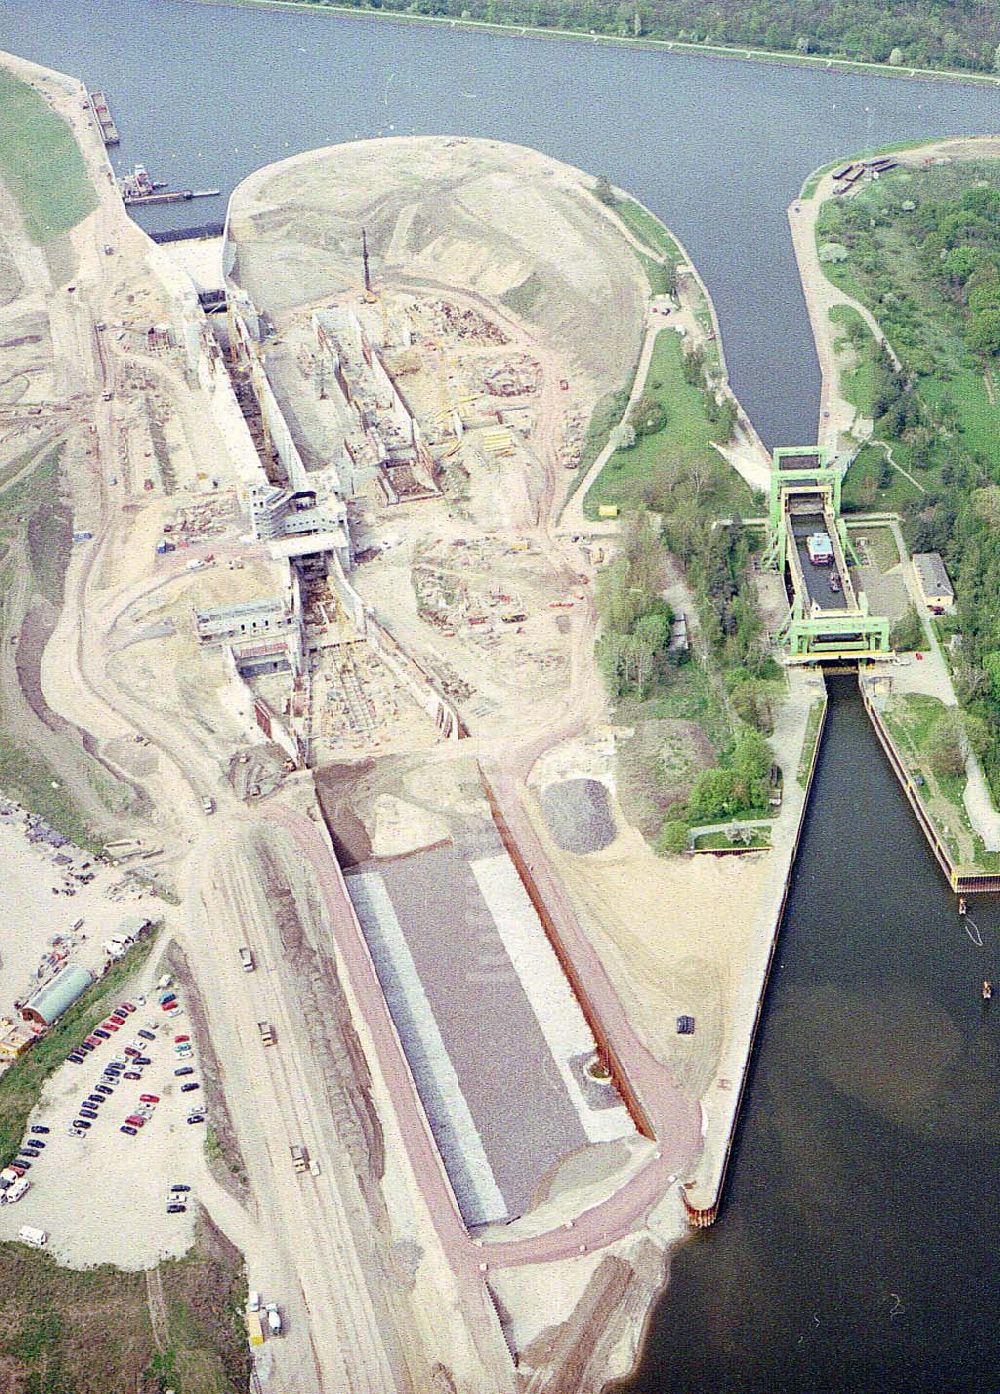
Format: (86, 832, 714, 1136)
(285, 0, 1000, 74)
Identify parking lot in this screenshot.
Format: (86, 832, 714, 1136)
(0, 970, 211, 1268)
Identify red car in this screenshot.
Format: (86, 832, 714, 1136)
(139, 1094, 160, 1104)
(102, 1021, 119, 1032)
(110, 1014, 127, 1025)
(125, 1115, 145, 1128)
(174, 1035, 190, 1044)
(118, 1003, 136, 1014)
(84, 1035, 101, 1048)
(160, 1002, 176, 1012)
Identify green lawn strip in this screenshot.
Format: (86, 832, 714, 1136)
(0, 936, 155, 1166)
(829, 304, 881, 415)
(611, 196, 684, 265)
(582, 330, 753, 519)
(882, 693, 975, 858)
(796, 697, 827, 787)
(0, 69, 96, 243)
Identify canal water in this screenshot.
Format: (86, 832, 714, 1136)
(1, 0, 998, 446)
(2, 5, 999, 1387)
(619, 676, 1000, 1393)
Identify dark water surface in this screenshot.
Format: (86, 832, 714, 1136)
(625, 678, 1000, 1393)
(2, 5, 999, 1387)
(1, 0, 999, 446)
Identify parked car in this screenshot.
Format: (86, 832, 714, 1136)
(95, 1085, 113, 1096)
(117, 1002, 136, 1014)
(67, 1053, 84, 1064)
(166, 1204, 186, 1214)
(78, 1042, 94, 1053)
(138, 1029, 156, 1042)
(124, 1047, 140, 1058)
(140, 1094, 160, 1104)
(174, 1066, 194, 1077)
(180, 1082, 200, 1093)
(29, 1126, 50, 1135)
(167, 1008, 183, 1018)
(79, 1110, 98, 1121)
(72, 1119, 92, 1130)
(124, 1071, 141, 1081)
(186, 1114, 205, 1124)
(120, 1125, 137, 1136)
(110, 1014, 127, 1026)
(84, 1036, 101, 1048)
(170, 1184, 191, 1192)
(134, 1056, 152, 1066)
(85, 1095, 104, 1106)
(174, 1035, 190, 1044)
(125, 1115, 145, 1128)
(26, 1138, 46, 1147)
(92, 1028, 110, 1041)
(68, 1126, 85, 1137)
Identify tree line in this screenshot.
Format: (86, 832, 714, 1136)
(283, 0, 1000, 74)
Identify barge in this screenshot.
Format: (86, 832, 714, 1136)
(88, 91, 119, 145)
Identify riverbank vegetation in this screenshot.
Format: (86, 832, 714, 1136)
(0, 1215, 251, 1394)
(267, 0, 1000, 76)
(817, 158, 1000, 795)
(0, 68, 95, 243)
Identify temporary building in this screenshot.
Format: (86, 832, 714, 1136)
(20, 964, 94, 1027)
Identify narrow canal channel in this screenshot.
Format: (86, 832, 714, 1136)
(620, 675, 1000, 1394)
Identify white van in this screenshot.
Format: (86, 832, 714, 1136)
(5, 1176, 31, 1204)
(18, 1225, 47, 1248)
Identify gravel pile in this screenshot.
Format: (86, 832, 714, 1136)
(540, 779, 616, 854)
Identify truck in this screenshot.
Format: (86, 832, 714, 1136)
(245, 1309, 264, 1348)
(239, 946, 255, 972)
(265, 1303, 282, 1335)
(290, 1144, 308, 1175)
(17, 1226, 48, 1248)
(258, 1021, 276, 1047)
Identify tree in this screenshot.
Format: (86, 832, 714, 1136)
(629, 391, 667, 437)
(888, 46, 904, 66)
(594, 175, 616, 207)
(730, 679, 775, 734)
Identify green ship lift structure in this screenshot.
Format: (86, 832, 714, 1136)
(762, 447, 890, 663)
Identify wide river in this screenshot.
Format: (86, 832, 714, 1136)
(2, 4, 999, 1388)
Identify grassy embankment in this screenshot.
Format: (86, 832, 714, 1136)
(881, 692, 1000, 870)
(583, 330, 754, 520)
(0, 1216, 251, 1394)
(0, 68, 96, 243)
(0, 68, 118, 849)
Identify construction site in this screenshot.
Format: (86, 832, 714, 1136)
(0, 64, 831, 1394)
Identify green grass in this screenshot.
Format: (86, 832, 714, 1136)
(829, 304, 880, 415)
(0, 69, 96, 243)
(633, 659, 731, 751)
(583, 329, 754, 519)
(500, 269, 545, 319)
(796, 697, 827, 787)
(0, 936, 155, 1166)
(0, 1215, 250, 1394)
(0, 739, 98, 851)
(634, 249, 674, 297)
(842, 442, 923, 513)
(611, 196, 684, 265)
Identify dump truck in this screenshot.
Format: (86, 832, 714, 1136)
(258, 1021, 275, 1047)
(239, 947, 255, 972)
(245, 1309, 264, 1348)
(290, 1144, 308, 1175)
